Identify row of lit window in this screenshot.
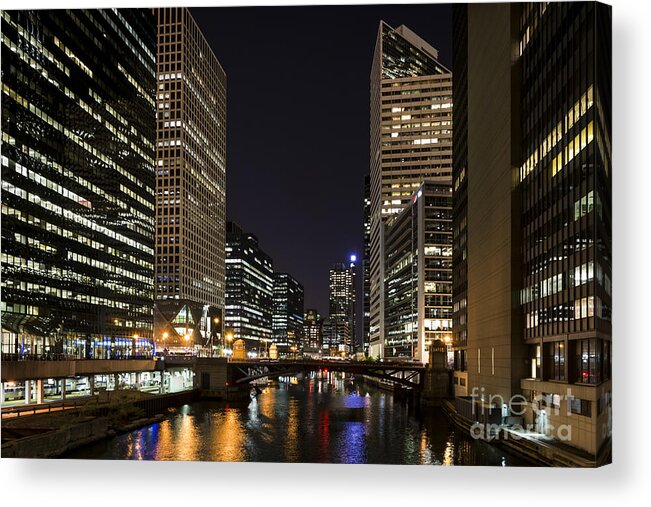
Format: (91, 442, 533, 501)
(520, 86, 593, 181)
(2, 182, 154, 262)
(526, 296, 604, 328)
(2, 83, 154, 193)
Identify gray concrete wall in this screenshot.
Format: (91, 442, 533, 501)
(2, 359, 158, 382)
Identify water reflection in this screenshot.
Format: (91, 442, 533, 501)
(62, 376, 529, 466)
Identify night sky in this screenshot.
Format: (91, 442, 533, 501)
(190, 4, 452, 322)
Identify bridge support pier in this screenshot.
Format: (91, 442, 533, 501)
(24, 380, 31, 404)
(36, 379, 44, 404)
(226, 385, 251, 402)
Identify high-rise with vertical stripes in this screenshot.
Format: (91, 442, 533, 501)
(153, 7, 226, 352)
(452, 2, 611, 462)
(369, 21, 453, 359)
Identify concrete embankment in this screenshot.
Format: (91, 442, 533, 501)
(1, 389, 198, 458)
(441, 399, 606, 467)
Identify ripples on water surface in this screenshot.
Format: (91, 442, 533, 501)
(63, 376, 528, 466)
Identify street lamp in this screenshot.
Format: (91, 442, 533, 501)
(224, 332, 234, 360)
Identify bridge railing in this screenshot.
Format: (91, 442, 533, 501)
(1, 395, 100, 419)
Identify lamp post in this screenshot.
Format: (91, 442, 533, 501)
(225, 331, 234, 360)
(211, 316, 220, 357)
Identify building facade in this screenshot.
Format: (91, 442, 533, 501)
(328, 261, 355, 355)
(1, 9, 157, 359)
(322, 317, 351, 357)
(369, 21, 453, 359)
(225, 221, 273, 355)
(272, 272, 304, 356)
(153, 7, 226, 353)
(452, 2, 611, 459)
(384, 182, 452, 363)
(362, 174, 371, 355)
(303, 308, 323, 357)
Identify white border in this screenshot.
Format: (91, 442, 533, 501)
(1, 0, 650, 505)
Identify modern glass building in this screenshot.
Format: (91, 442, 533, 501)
(452, 2, 611, 461)
(224, 221, 273, 355)
(272, 272, 304, 356)
(369, 21, 453, 359)
(153, 7, 226, 353)
(384, 182, 452, 363)
(1, 9, 157, 359)
(328, 261, 355, 355)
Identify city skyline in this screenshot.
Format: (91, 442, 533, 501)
(0, 2, 613, 470)
(189, 4, 452, 319)
(4, 0, 651, 504)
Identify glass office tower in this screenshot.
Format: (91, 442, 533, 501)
(384, 182, 453, 363)
(272, 272, 304, 356)
(224, 221, 273, 355)
(1, 9, 157, 359)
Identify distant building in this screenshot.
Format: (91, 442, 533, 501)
(303, 309, 323, 357)
(369, 21, 453, 359)
(322, 317, 351, 357)
(328, 261, 355, 355)
(384, 182, 452, 363)
(153, 7, 227, 353)
(1, 9, 157, 359)
(225, 221, 273, 355)
(272, 273, 304, 356)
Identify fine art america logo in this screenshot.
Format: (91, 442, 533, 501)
(467, 386, 612, 442)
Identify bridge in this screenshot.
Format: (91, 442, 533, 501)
(1, 354, 429, 405)
(225, 359, 426, 390)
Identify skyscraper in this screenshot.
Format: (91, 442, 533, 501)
(225, 221, 273, 355)
(272, 272, 304, 356)
(362, 174, 371, 355)
(1, 9, 157, 359)
(384, 182, 452, 363)
(452, 2, 611, 460)
(303, 308, 323, 357)
(153, 7, 226, 352)
(369, 21, 453, 359)
(328, 261, 355, 355)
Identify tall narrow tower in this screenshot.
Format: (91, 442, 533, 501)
(328, 261, 355, 355)
(362, 174, 371, 355)
(153, 8, 226, 352)
(369, 22, 453, 358)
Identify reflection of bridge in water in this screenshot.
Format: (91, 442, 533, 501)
(226, 359, 426, 390)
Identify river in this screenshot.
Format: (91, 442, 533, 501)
(61, 374, 529, 465)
